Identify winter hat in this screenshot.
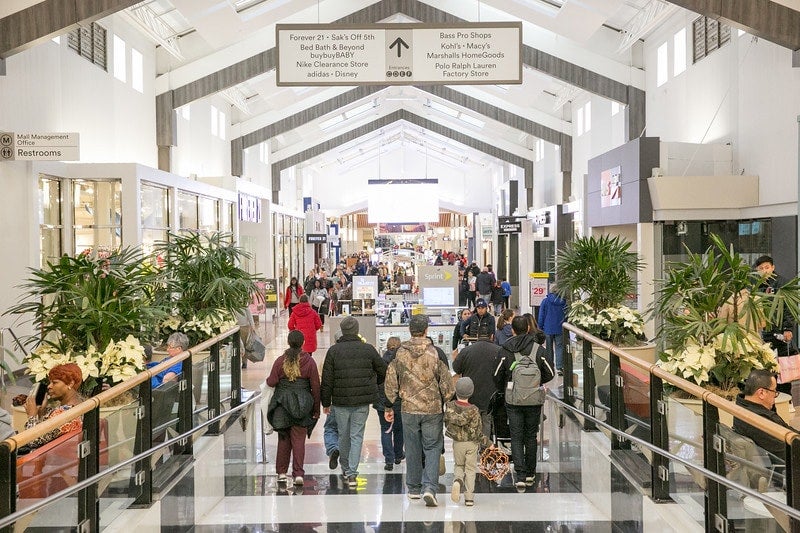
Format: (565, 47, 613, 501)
(340, 316, 359, 336)
(455, 377, 474, 399)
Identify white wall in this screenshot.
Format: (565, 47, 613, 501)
(172, 94, 233, 178)
(644, 11, 800, 210)
(0, 17, 157, 165)
(306, 145, 495, 216)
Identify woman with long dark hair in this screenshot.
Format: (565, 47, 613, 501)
(284, 277, 304, 316)
(266, 330, 320, 486)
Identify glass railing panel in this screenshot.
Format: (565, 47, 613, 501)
(98, 393, 141, 498)
(191, 350, 211, 428)
(12, 489, 79, 530)
(718, 418, 789, 533)
(219, 340, 234, 408)
(15, 430, 83, 511)
(666, 393, 705, 529)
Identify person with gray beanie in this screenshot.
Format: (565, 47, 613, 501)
(321, 316, 386, 488)
(444, 376, 490, 507)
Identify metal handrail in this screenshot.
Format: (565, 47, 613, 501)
(1, 327, 240, 452)
(0, 327, 244, 532)
(0, 390, 260, 530)
(561, 322, 799, 446)
(547, 392, 800, 520)
(562, 321, 800, 531)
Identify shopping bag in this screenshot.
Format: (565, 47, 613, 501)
(778, 354, 800, 384)
(245, 331, 266, 362)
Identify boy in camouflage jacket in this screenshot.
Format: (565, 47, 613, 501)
(444, 377, 490, 507)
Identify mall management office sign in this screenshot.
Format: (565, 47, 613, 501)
(0, 132, 80, 161)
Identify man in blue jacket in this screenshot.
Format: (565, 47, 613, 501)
(538, 287, 567, 374)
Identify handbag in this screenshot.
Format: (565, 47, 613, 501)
(778, 354, 800, 383)
(245, 331, 266, 362)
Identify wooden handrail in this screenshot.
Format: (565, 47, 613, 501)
(0, 327, 240, 453)
(562, 321, 800, 447)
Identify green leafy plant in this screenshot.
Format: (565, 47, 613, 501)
(6, 247, 165, 394)
(652, 234, 800, 397)
(555, 234, 646, 345)
(152, 231, 261, 345)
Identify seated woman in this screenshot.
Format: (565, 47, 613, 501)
(147, 332, 188, 388)
(24, 363, 84, 449)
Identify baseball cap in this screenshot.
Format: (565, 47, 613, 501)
(475, 298, 488, 308)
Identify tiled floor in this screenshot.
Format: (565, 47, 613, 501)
(192, 313, 621, 531)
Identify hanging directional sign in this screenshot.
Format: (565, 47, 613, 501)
(276, 22, 522, 86)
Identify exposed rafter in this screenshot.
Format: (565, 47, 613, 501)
(122, 2, 184, 60)
(617, 0, 679, 54)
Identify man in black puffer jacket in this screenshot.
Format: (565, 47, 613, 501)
(321, 317, 387, 487)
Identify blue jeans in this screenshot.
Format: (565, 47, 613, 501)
(402, 412, 444, 496)
(546, 333, 564, 370)
(333, 405, 370, 477)
(377, 407, 404, 464)
(506, 404, 542, 478)
(323, 407, 338, 456)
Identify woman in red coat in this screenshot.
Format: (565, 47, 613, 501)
(284, 277, 304, 315)
(287, 294, 322, 354)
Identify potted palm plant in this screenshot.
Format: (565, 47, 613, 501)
(555, 234, 650, 353)
(653, 234, 800, 403)
(152, 231, 262, 346)
(7, 246, 165, 396)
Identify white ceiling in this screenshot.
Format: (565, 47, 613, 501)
(11, 0, 678, 183)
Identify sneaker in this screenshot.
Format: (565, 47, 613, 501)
(450, 478, 463, 503)
(525, 476, 535, 486)
(277, 474, 288, 484)
(423, 491, 438, 507)
(465, 499, 474, 507)
(407, 492, 421, 500)
(438, 455, 446, 476)
(328, 449, 340, 470)
(294, 476, 304, 486)
(384, 463, 393, 471)
(515, 481, 526, 491)
(347, 475, 358, 488)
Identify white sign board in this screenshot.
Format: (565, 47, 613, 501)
(0, 132, 80, 161)
(276, 23, 522, 86)
(529, 273, 549, 307)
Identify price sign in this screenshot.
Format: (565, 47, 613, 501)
(529, 273, 550, 306)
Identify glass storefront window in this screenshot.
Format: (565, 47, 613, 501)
(220, 201, 233, 234)
(178, 191, 198, 232)
(39, 176, 62, 265)
(198, 196, 218, 233)
(141, 183, 170, 254)
(72, 179, 122, 254)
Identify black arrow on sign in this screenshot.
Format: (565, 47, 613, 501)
(389, 37, 409, 58)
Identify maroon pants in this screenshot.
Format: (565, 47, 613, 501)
(276, 425, 307, 477)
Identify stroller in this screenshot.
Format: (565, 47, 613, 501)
(487, 390, 512, 457)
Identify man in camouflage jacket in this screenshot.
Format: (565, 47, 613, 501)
(385, 314, 454, 507)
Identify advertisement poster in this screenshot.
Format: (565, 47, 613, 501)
(600, 165, 621, 207)
(529, 273, 549, 306)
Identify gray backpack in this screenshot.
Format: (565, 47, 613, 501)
(507, 349, 545, 406)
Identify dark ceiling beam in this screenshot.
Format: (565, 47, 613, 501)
(0, 0, 140, 59)
(667, 0, 800, 51)
(269, 109, 532, 203)
(160, 0, 641, 171)
(231, 84, 570, 176)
